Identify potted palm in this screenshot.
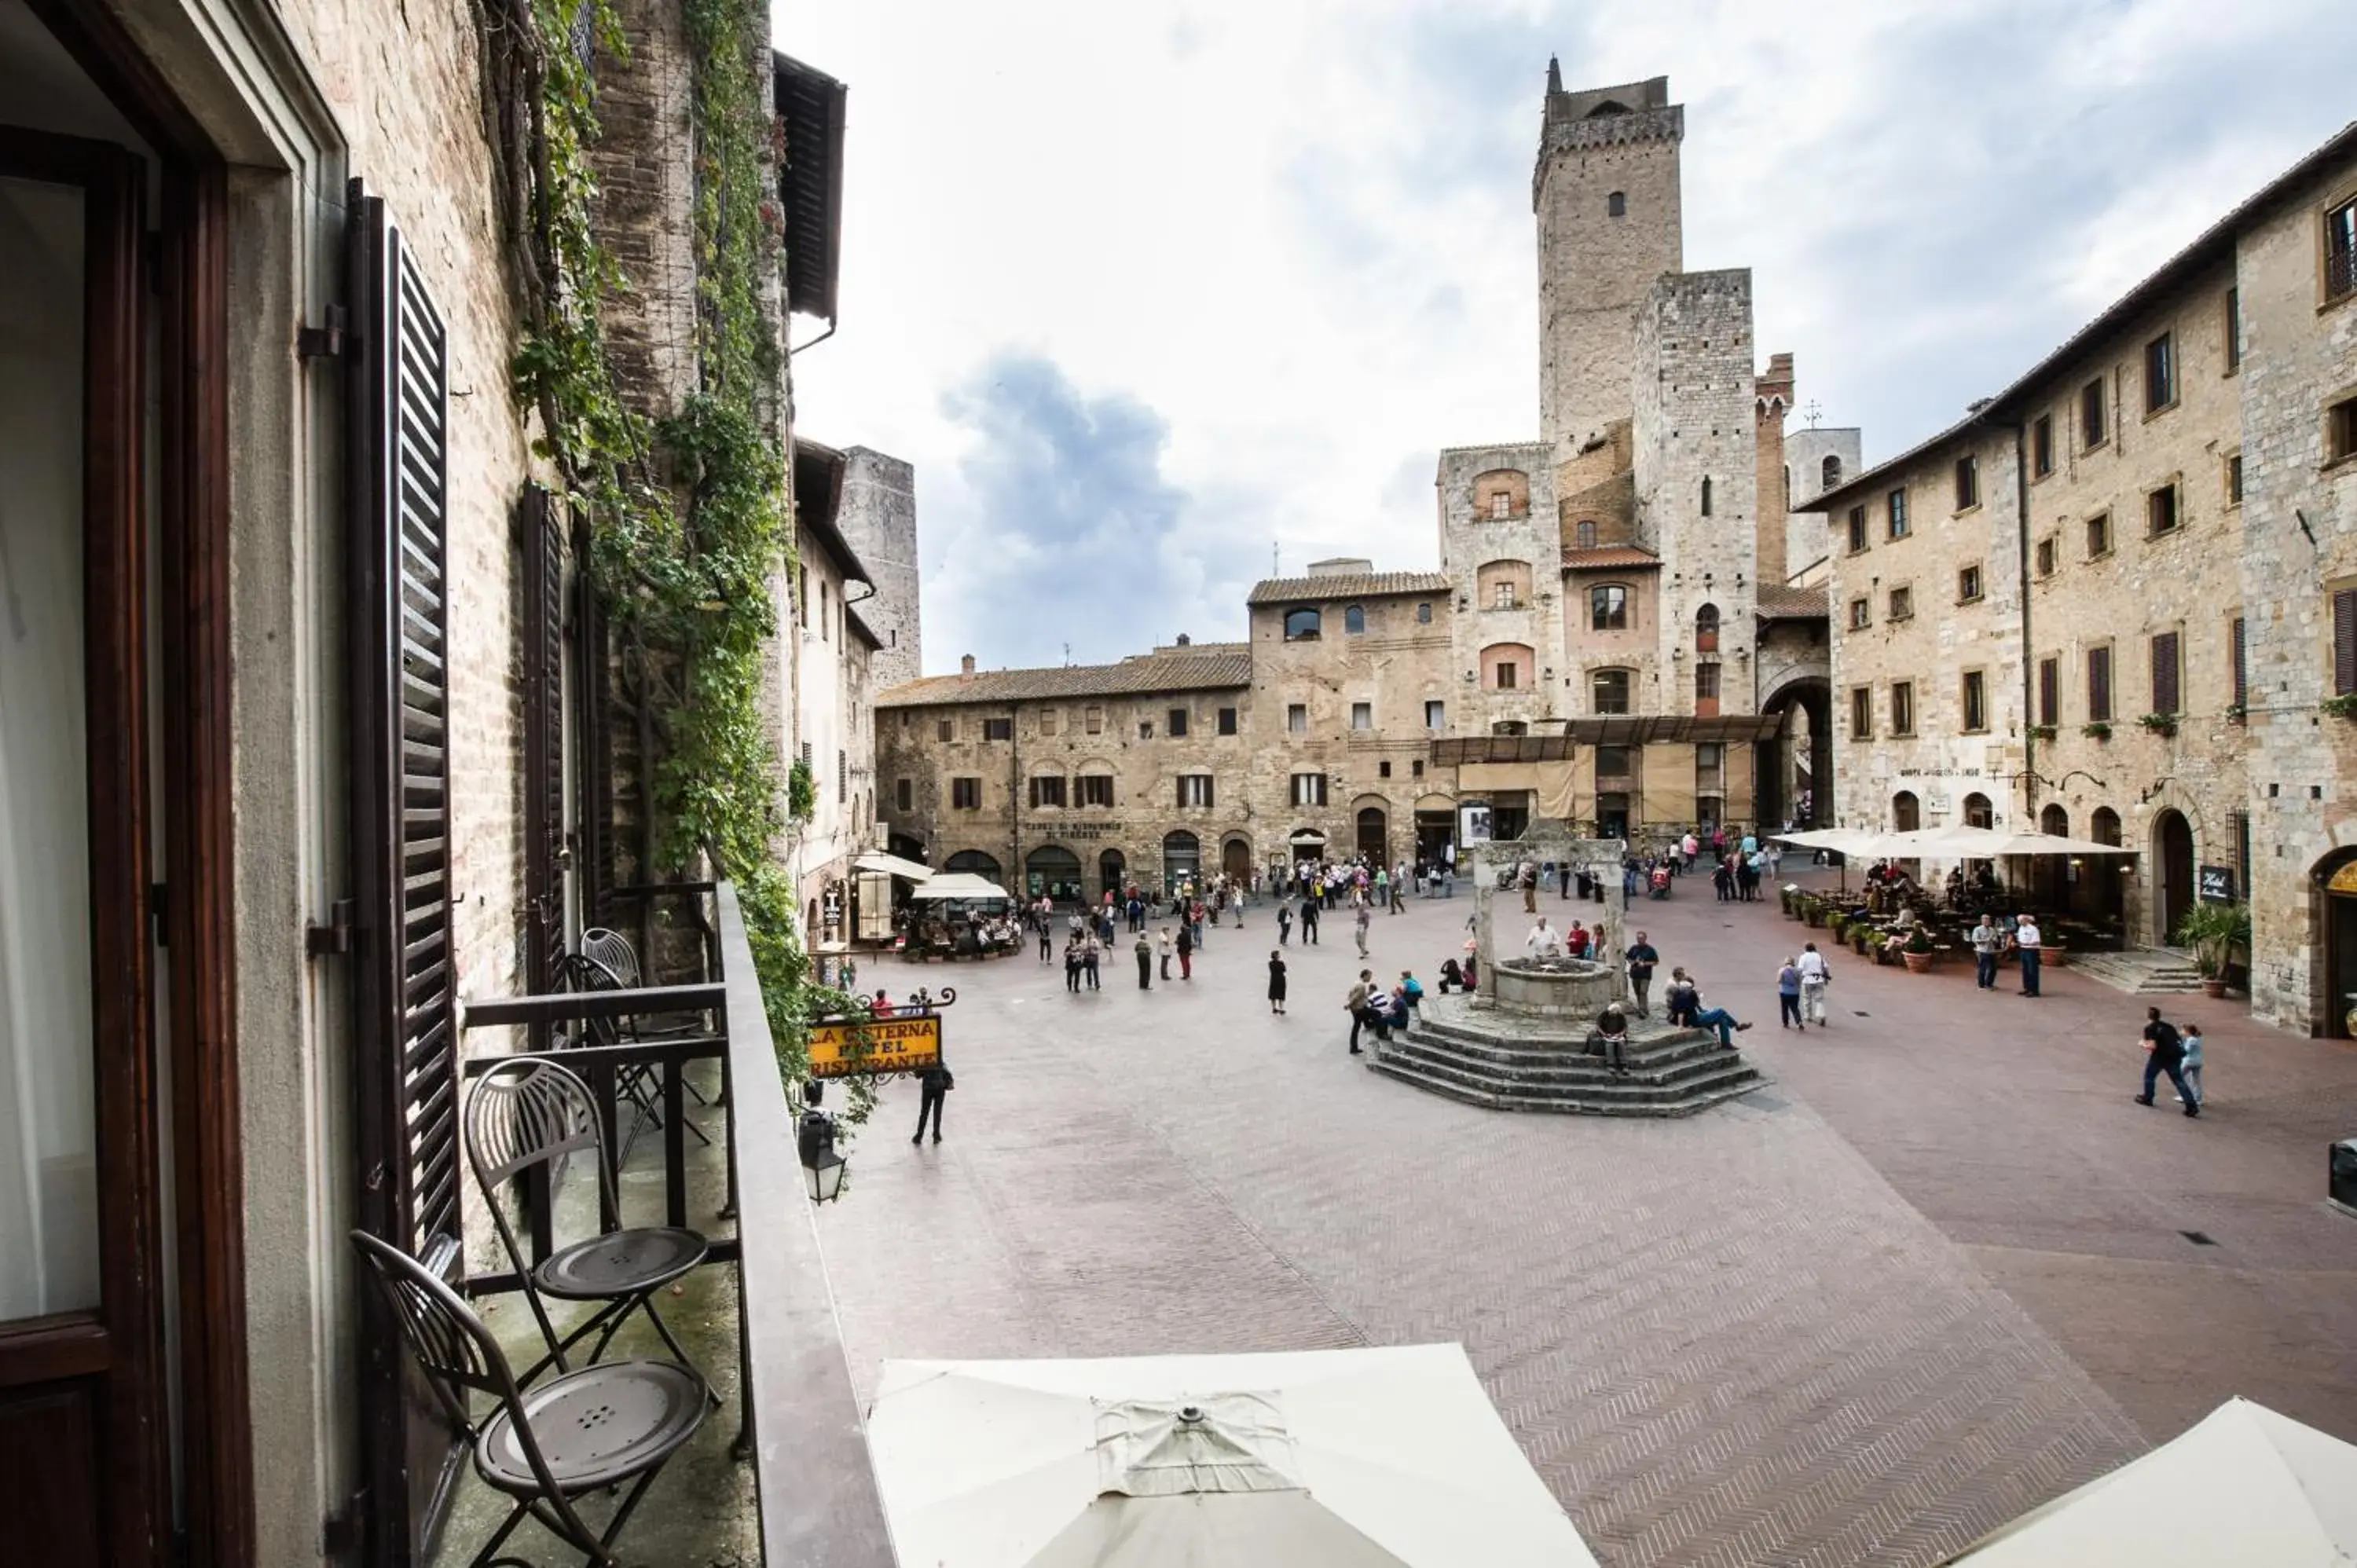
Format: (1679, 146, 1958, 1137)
(1827, 910, 1849, 942)
(2173, 900, 2249, 999)
(1900, 926, 1935, 974)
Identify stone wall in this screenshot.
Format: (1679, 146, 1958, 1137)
(839, 446, 922, 689)
(1782, 425, 1862, 581)
(1438, 442, 1565, 731)
(1634, 269, 1761, 715)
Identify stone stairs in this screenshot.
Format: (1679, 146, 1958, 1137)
(2065, 946, 2209, 996)
(1367, 1001, 1765, 1116)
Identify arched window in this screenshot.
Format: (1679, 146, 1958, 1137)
(1591, 669, 1632, 714)
(2091, 807, 2123, 846)
(1822, 453, 1843, 489)
(1283, 607, 1321, 641)
(1695, 603, 1720, 653)
(1700, 476, 1714, 517)
(2040, 803, 2069, 837)
(1964, 792, 1994, 829)
(1574, 520, 1597, 549)
(1025, 845, 1082, 902)
(1590, 584, 1628, 631)
(1476, 559, 1531, 611)
(1607, 190, 1626, 218)
(1343, 604, 1365, 635)
(1892, 791, 1921, 832)
(1480, 643, 1534, 692)
(944, 849, 1003, 883)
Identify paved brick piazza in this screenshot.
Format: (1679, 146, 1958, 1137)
(812, 873, 2357, 1567)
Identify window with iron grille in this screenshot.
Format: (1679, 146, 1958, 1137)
(983, 716, 1011, 742)
(2231, 617, 2247, 709)
(1078, 774, 1115, 808)
(2039, 658, 2060, 726)
(1962, 669, 1987, 731)
(2033, 413, 2054, 477)
(1850, 687, 1873, 738)
(2082, 376, 2107, 449)
(2150, 631, 2180, 714)
(952, 777, 981, 809)
(2333, 588, 2357, 696)
(2088, 645, 2113, 721)
(1028, 775, 1067, 808)
(2144, 331, 2176, 412)
(1175, 775, 1213, 808)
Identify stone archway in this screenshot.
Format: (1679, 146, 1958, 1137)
(2154, 809, 2196, 947)
(1222, 835, 1251, 882)
(1758, 677, 1832, 829)
(2311, 849, 2357, 1037)
(1891, 790, 1921, 831)
(1098, 848, 1127, 901)
(1357, 806, 1389, 866)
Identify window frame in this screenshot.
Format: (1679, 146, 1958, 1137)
(951, 776, 982, 810)
(2328, 394, 2357, 468)
(1286, 703, 1307, 735)
(2035, 537, 2056, 577)
(2332, 586, 2357, 697)
(2038, 656, 2060, 727)
(1027, 774, 1069, 809)
(1424, 699, 1446, 731)
(1849, 685, 1874, 740)
(1846, 505, 1869, 555)
(1887, 584, 1913, 621)
(1076, 773, 1116, 808)
(2325, 194, 2356, 306)
(1494, 659, 1519, 691)
(2143, 329, 2177, 416)
(1956, 563, 1984, 604)
(1848, 596, 1871, 631)
(2081, 376, 2108, 450)
(1589, 669, 1632, 715)
(1166, 707, 1189, 738)
(896, 777, 913, 813)
(1289, 772, 1329, 808)
(2085, 511, 2113, 560)
(1954, 453, 1981, 511)
(2031, 412, 2055, 478)
(2146, 479, 2181, 539)
(1217, 705, 1237, 735)
(2150, 628, 2182, 716)
(2088, 643, 2115, 723)
(1886, 486, 1910, 539)
(1589, 584, 1629, 631)
(1890, 680, 1915, 737)
(1574, 520, 1598, 549)
(1175, 773, 1215, 808)
(1343, 603, 1366, 635)
(1960, 668, 1989, 734)
(1349, 701, 1373, 731)
(2223, 286, 2242, 374)
(1282, 606, 1322, 641)
(983, 716, 1012, 742)
(1415, 601, 1432, 624)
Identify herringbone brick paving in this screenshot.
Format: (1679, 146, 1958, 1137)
(815, 880, 2357, 1565)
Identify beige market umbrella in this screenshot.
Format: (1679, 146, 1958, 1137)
(1943, 1397, 2357, 1565)
(866, 1344, 1599, 1568)
(907, 873, 1014, 902)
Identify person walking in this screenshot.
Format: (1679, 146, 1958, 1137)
(2014, 912, 2044, 997)
(1354, 901, 1373, 958)
(1593, 1002, 1632, 1076)
(1970, 913, 2001, 990)
(1277, 903, 1294, 944)
(1157, 925, 1175, 980)
(1442, 863, 1455, 899)
(1267, 951, 1288, 1016)
(1135, 930, 1153, 990)
(1797, 941, 1831, 1026)
(1176, 923, 1194, 981)
(1390, 870, 1406, 914)
(1777, 957, 1805, 1029)
(1300, 895, 1320, 945)
(1626, 931, 1659, 1017)
(1038, 916, 1054, 963)
(1082, 932, 1102, 991)
(2136, 1007, 2198, 1116)
(2179, 1022, 2205, 1107)
(1345, 970, 1388, 1054)
(911, 1056, 951, 1145)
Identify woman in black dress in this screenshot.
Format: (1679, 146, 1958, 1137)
(1266, 950, 1288, 1015)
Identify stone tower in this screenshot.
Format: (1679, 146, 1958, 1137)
(1534, 68, 1684, 460)
(837, 446, 922, 688)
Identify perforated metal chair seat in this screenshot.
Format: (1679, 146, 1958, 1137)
(534, 1225, 706, 1301)
(473, 1359, 707, 1497)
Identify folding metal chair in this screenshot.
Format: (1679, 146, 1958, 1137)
(349, 1230, 706, 1568)
(570, 926, 714, 1161)
(463, 1057, 717, 1401)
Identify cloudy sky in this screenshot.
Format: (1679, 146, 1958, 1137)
(778, 0, 2357, 676)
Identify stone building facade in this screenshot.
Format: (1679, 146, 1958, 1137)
(838, 445, 922, 691)
(1816, 121, 2357, 1035)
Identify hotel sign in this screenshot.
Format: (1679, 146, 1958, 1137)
(807, 1013, 942, 1078)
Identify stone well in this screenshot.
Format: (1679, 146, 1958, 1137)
(1487, 955, 1620, 1020)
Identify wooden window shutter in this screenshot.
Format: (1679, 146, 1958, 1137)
(2039, 658, 2058, 727)
(2336, 590, 2357, 697)
(2231, 617, 2247, 708)
(2088, 646, 2112, 721)
(343, 178, 461, 1561)
(520, 488, 566, 1042)
(2151, 632, 2180, 715)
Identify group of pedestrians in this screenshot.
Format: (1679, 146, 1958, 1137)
(1966, 911, 2047, 997)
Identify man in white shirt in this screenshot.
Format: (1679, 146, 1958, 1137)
(2014, 913, 2044, 997)
(1525, 916, 1563, 958)
(1795, 941, 1831, 1026)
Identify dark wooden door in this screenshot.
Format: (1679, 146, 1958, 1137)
(0, 134, 169, 1568)
(343, 178, 464, 1567)
(2157, 811, 2196, 948)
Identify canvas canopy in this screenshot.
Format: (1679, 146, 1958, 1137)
(1943, 1397, 2357, 1565)
(867, 1343, 1598, 1568)
(855, 850, 937, 881)
(907, 873, 1013, 902)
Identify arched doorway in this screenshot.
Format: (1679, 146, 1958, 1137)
(2154, 810, 2195, 946)
(1288, 829, 1327, 866)
(1222, 836, 1251, 882)
(2035, 803, 2069, 908)
(2088, 807, 2125, 928)
(1162, 830, 1201, 894)
(1891, 791, 1920, 831)
(1757, 679, 1833, 829)
(1098, 849, 1127, 901)
(1414, 795, 1454, 866)
(2314, 850, 2357, 1037)
(1963, 792, 1993, 828)
(1357, 806, 1388, 866)
(1024, 845, 1081, 903)
(944, 849, 1002, 883)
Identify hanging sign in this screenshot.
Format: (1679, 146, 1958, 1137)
(2197, 865, 2237, 903)
(808, 1013, 942, 1078)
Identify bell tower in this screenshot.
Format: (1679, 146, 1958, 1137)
(1534, 68, 1684, 460)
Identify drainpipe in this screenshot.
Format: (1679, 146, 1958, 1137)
(1009, 703, 1021, 901)
(1981, 408, 2037, 827)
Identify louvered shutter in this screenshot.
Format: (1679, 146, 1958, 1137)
(2089, 647, 2113, 721)
(343, 178, 461, 1565)
(2335, 590, 2357, 697)
(2151, 632, 2180, 716)
(520, 488, 566, 1045)
(2231, 618, 2247, 709)
(2039, 658, 2059, 727)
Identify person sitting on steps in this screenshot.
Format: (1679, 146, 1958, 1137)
(1593, 1002, 1632, 1077)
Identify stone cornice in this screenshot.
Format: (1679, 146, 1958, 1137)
(1533, 104, 1684, 207)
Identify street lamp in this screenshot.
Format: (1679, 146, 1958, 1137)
(797, 1090, 847, 1203)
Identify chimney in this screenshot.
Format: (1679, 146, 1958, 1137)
(1175, 633, 1191, 647)
(960, 654, 975, 674)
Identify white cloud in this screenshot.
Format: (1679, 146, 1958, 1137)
(775, 0, 2357, 672)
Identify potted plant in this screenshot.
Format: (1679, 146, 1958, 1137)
(2322, 694, 2357, 720)
(2173, 899, 2250, 999)
(2225, 702, 2247, 724)
(1850, 926, 1873, 957)
(2026, 724, 2058, 742)
(2137, 712, 2179, 738)
(1827, 911, 1849, 942)
(1805, 899, 1827, 928)
(2081, 721, 2112, 741)
(1900, 927, 1935, 973)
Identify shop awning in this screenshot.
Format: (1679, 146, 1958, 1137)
(855, 851, 936, 881)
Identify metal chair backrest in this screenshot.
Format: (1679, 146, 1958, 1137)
(561, 947, 632, 1048)
(348, 1230, 580, 1530)
(581, 926, 642, 987)
(463, 1057, 621, 1264)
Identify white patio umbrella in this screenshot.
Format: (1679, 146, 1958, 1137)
(907, 873, 1013, 902)
(1973, 829, 2139, 857)
(1771, 826, 1888, 859)
(1942, 1397, 2357, 1565)
(855, 849, 937, 881)
(866, 1343, 1599, 1568)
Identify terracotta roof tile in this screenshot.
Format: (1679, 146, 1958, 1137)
(1246, 571, 1451, 606)
(1757, 582, 1827, 619)
(1560, 545, 1662, 570)
(877, 647, 1252, 708)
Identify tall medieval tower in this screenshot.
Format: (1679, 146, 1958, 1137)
(1534, 67, 1684, 464)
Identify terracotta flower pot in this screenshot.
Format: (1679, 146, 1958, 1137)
(1901, 951, 1933, 974)
(2203, 977, 2227, 999)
